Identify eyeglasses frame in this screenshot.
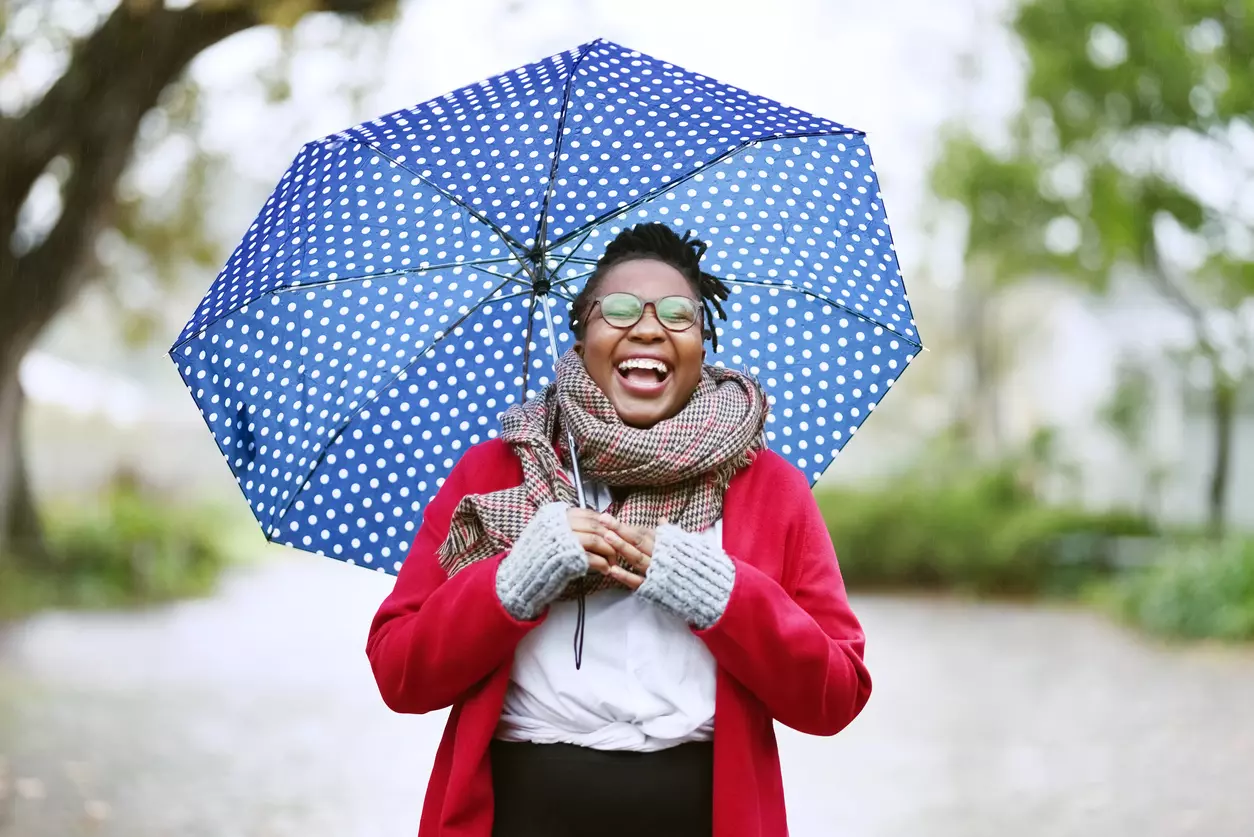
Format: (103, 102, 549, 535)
(585, 292, 704, 334)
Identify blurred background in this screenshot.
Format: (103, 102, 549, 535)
(1, 0, 1252, 835)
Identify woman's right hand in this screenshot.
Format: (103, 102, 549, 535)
(566, 507, 617, 575)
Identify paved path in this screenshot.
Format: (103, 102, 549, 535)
(2, 558, 1251, 836)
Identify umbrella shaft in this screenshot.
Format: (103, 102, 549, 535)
(537, 293, 587, 509)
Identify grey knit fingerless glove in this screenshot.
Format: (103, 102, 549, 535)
(637, 524, 736, 630)
(494, 502, 588, 622)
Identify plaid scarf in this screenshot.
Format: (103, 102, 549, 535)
(437, 349, 768, 597)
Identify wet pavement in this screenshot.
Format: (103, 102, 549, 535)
(2, 557, 1251, 836)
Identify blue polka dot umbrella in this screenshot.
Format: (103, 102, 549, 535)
(171, 38, 923, 573)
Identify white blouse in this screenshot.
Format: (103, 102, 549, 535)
(494, 479, 720, 752)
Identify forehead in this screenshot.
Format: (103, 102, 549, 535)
(596, 258, 695, 299)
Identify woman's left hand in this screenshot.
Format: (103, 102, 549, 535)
(599, 515, 655, 590)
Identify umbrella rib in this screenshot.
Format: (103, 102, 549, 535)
(341, 128, 530, 259)
(490, 286, 576, 305)
(174, 261, 534, 357)
(273, 260, 533, 295)
(726, 277, 923, 348)
(545, 128, 863, 253)
(532, 40, 599, 248)
(169, 256, 530, 359)
(548, 269, 594, 288)
(548, 228, 598, 275)
(268, 274, 522, 535)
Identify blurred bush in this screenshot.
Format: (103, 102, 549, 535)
(0, 473, 238, 619)
(818, 464, 1154, 596)
(1096, 538, 1254, 642)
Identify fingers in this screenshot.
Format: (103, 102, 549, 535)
(603, 528, 651, 573)
(566, 509, 612, 540)
(597, 513, 636, 541)
(582, 550, 642, 587)
(600, 515, 654, 556)
(566, 508, 607, 528)
(584, 553, 612, 575)
(566, 508, 618, 571)
(565, 508, 658, 582)
(575, 531, 617, 560)
(606, 565, 644, 590)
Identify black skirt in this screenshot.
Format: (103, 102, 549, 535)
(489, 739, 714, 837)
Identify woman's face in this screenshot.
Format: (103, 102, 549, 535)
(575, 258, 705, 428)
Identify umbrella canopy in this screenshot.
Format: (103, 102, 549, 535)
(171, 38, 922, 573)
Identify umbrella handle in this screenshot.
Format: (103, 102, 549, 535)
(537, 292, 588, 510)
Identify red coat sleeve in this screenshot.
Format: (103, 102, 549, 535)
(696, 463, 871, 737)
(366, 441, 539, 715)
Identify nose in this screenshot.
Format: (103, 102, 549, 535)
(627, 303, 666, 342)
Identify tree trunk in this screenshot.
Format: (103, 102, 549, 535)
(0, 350, 44, 565)
(959, 263, 1001, 460)
(0, 0, 397, 571)
(1206, 370, 1237, 538)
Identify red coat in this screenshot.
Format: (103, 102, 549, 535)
(367, 439, 871, 836)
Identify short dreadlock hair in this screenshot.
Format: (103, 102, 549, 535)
(569, 222, 731, 350)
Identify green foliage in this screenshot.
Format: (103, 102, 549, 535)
(932, 0, 1254, 534)
(934, 0, 1253, 304)
(929, 131, 1075, 286)
(817, 464, 1154, 595)
(0, 481, 238, 620)
(1017, 0, 1251, 132)
(1100, 358, 1154, 448)
(1097, 537, 1254, 641)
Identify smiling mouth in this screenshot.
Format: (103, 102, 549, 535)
(615, 358, 671, 389)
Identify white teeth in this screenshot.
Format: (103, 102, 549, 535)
(617, 358, 669, 374)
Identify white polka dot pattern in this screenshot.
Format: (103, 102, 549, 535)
(172, 39, 920, 573)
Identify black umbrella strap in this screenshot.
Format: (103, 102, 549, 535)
(573, 585, 587, 670)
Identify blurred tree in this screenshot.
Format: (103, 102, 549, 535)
(933, 0, 1254, 535)
(1099, 355, 1170, 518)
(0, 0, 397, 564)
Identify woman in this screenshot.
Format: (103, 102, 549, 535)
(367, 223, 871, 837)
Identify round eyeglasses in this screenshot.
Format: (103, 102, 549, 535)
(590, 292, 701, 332)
